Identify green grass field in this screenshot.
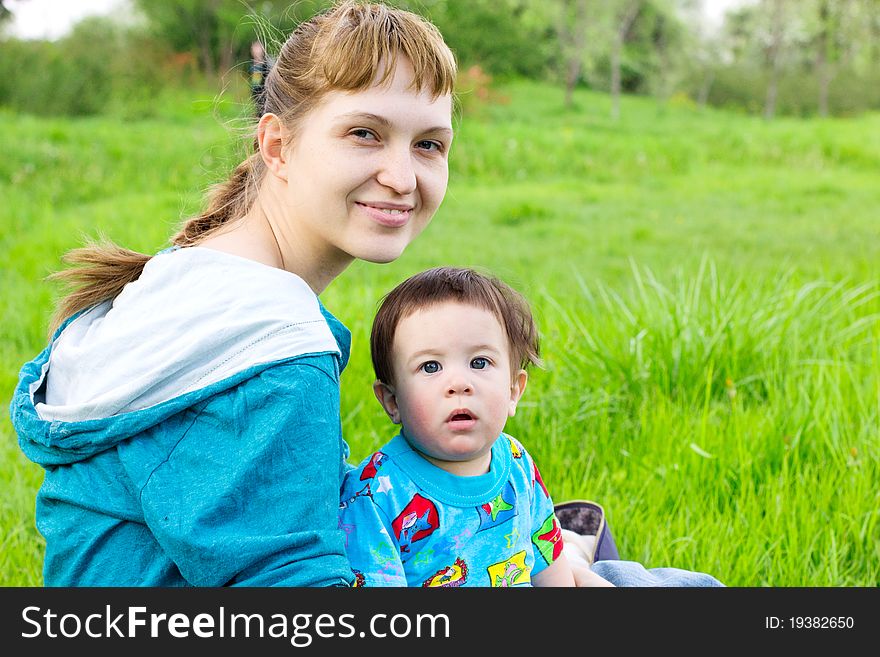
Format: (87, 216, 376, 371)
(1, 80, 878, 586)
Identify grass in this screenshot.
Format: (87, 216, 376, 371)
(1, 80, 878, 586)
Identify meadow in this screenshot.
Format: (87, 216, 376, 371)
(1, 80, 878, 586)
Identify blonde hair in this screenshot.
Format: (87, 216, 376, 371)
(50, 1, 456, 334)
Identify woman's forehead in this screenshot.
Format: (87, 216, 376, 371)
(320, 64, 453, 129)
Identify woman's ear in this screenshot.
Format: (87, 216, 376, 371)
(508, 369, 528, 417)
(257, 113, 287, 181)
(373, 380, 401, 424)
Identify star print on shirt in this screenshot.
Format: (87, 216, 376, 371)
(391, 494, 439, 553)
(433, 537, 457, 556)
(452, 528, 473, 550)
(504, 526, 520, 549)
(476, 481, 517, 531)
(370, 540, 395, 563)
(413, 548, 435, 567)
(487, 493, 514, 521)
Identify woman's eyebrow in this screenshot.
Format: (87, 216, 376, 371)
(336, 111, 392, 127)
(335, 111, 453, 137)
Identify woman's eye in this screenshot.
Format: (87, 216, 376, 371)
(470, 357, 488, 370)
(420, 361, 441, 374)
(415, 140, 443, 152)
(351, 128, 377, 141)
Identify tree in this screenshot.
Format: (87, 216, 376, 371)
(762, 0, 786, 119)
(407, 0, 555, 79)
(631, 0, 691, 108)
(132, 0, 326, 79)
(610, 0, 643, 120)
(555, 0, 590, 107)
(868, 0, 880, 67)
(683, 0, 725, 108)
(813, 0, 870, 117)
(815, 0, 836, 117)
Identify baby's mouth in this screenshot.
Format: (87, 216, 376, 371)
(446, 410, 478, 430)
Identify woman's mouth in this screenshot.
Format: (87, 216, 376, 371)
(356, 202, 413, 228)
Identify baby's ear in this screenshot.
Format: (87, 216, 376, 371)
(508, 369, 528, 417)
(373, 380, 401, 424)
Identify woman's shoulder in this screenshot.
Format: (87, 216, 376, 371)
(32, 247, 347, 424)
(136, 247, 322, 314)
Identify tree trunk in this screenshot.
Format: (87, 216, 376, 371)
(611, 31, 622, 120)
(611, 0, 641, 121)
(697, 69, 714, 108)
(219, 36, 236, 79)
(764, 74, 778, 120)
(817, 62, 832, 118)
(872, 3, 880, 73)
(565, 57, 580, 108)
(559, 0, 589, 108)
(654, 14, 670, 109)
(764, 0, 785, 120)
(816, 0, 831, 117)
(197, 27, 215, 77)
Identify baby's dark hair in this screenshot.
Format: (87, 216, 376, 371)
(371, 267, 541, 385)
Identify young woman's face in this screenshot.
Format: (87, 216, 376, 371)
(278, 58, 453, 269)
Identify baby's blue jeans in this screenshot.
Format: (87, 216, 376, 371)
(591, 560, 725, 587)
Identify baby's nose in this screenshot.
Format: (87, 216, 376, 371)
(446, 377, 473, 395)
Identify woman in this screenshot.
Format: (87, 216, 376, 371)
(11, 2, 456, 586)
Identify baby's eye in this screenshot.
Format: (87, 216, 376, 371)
(470, 357, 489, 370)
(420, 361, 441, 374)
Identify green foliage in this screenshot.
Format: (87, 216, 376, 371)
(5, 0, 879, 119)
(132, 0, 331, 75)
(699, 0, 880, 117)
(0, 18, 177, 117)
(586, 0, 691, 96)
(404, 0, 554, 78)
(549, 260, 878, 407)
(704, 64, 880, 117)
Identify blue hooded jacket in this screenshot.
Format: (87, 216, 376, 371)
(11, 247, 354, 586)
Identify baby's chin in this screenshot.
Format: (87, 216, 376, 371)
(415, 444, 494, 475)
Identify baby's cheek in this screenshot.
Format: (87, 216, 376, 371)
(405, 398, 434, 429)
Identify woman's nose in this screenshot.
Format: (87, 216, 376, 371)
(376, 147, 417, 195)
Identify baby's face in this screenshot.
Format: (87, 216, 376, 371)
(376, 301, 527, 475)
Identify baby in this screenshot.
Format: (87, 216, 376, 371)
(339, 266, 609, 586)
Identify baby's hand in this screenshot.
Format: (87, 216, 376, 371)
(572, 563, 615, 587)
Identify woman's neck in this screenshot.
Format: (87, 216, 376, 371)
(197, 204, 353, 295)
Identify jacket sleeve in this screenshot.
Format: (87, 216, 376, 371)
(119, 358, 352, 587)
(338, 469, 407, 587)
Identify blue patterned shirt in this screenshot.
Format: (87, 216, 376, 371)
(339, 433, 562, 587)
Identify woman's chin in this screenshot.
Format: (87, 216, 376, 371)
(355, 244, 408, 264)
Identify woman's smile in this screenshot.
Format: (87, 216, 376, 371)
(355, 201, 414, 228)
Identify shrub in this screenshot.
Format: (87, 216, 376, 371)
(698, 64, 880, 118)
(0, 17, 174, 117)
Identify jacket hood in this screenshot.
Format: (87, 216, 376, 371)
(11, 247, 350, 467)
